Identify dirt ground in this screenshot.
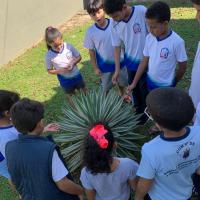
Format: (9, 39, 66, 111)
(59, 10, 91, 33)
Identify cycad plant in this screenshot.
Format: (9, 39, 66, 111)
(55, 89, 144, 173)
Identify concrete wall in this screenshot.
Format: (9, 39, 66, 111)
(0, 0, 83, 66)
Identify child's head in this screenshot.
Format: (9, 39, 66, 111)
(146, 1, 171, 37)
(87, 0, 105, 25)
(146, 87, 194, 132)
(45, 27, 63, 52)
(103, 0, 127, 22)
(11, 98, 44, 135)
(83, 124, 115, 174)
(0, 90, 20, 120)
(191, 0, 200, 22)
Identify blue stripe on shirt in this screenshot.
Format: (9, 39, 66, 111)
(124, 54, 140, 71)
(0, 152, 5, 162)
(147, 75, 176, 91)
(96, 51, 125, 73)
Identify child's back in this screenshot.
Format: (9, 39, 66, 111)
(6, 98, 83, 200)
(81, 157, 138, 200)
(80, 124, 138, 200)
(136, 88, 200, 200)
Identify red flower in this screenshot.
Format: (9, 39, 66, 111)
(90, 124, 109, 149)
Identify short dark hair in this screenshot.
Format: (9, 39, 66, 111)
(0, 90, 20, 118)
(146, 88, 194, 131)
(103, 0, 126, 14)
(146, 1, 171, 22)
(87, 0, 103, 14)
(83, 126, 115, 174)
(191, 0, 200, 5)
(11, 98, 44, 134)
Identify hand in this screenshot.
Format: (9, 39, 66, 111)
(58, 68, 70, 74)
(43, 123, 60, 133)
(94, 68, 101, 76)
(126, 83, 136, 94)
(112, 72, 119, 84)
(67, 64, 74, 71)
(68, 59, 76, 71)
(123, 94, 132, 103)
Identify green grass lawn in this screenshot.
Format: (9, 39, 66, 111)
(0, 1, 199, 199)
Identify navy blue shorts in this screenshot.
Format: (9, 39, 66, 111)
(57, 74, 85, 94)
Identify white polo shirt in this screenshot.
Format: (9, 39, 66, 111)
(144, 31, 187, 88)
(110, 5, 148, 71)
(84, 18, 124, 73)
(137, 126, 200, 200)
(45, 42, 80, 79)
(189, 41, 200, 108)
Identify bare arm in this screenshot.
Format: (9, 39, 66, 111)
(128, 56, 149, 92)
(71, 55, 82, 66)
(175, 61, 187, 84)
(85, 189, 96, 200)
(135, 178, 154, 200)
(112, 46, 121, 84)
(128, 176, 139, 191)
(47, 68, 69, 74)
(56, 177, 84, 196)
(89, 49, 101, 76)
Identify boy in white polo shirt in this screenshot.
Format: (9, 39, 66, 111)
(103, 0, 149, 123)
(84, 0, 128, 94)
(128, 1, 187, 92)
(135, 88, 200, 200)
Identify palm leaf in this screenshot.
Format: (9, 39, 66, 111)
(55, 89, 145, 172)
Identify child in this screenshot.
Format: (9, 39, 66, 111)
(0, 90, 20, 186)
(189, 1, 200, 198)
(135, 87, 200, 200)
(45, 27, 86, 104)
(84, 0, 128, 94)
(80, 124, 138, 200)
(189, 0, 200, 111)
(128, 1, 187, 92)
(5, 98, 84, 200)
(103, 0, 149, 122)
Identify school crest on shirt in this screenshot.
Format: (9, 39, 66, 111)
(160, 48, 169, 59)
(176, 141, 195, 159)
(66, 51, 72, 60)
(183, 148, 190, 159)
(133, 23, 141, 34)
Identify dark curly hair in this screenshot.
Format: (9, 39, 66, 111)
(146, 87, 195, 131)
(0, 90, 20, 118)
(86, 0, 103, 14)
(11, 98, 44, 134)
(83, 126, 115, 174)
(146, 1, 171, 22)
(103, 0, 126, 14)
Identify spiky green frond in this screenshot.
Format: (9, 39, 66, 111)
(55, 89, 144, 172)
